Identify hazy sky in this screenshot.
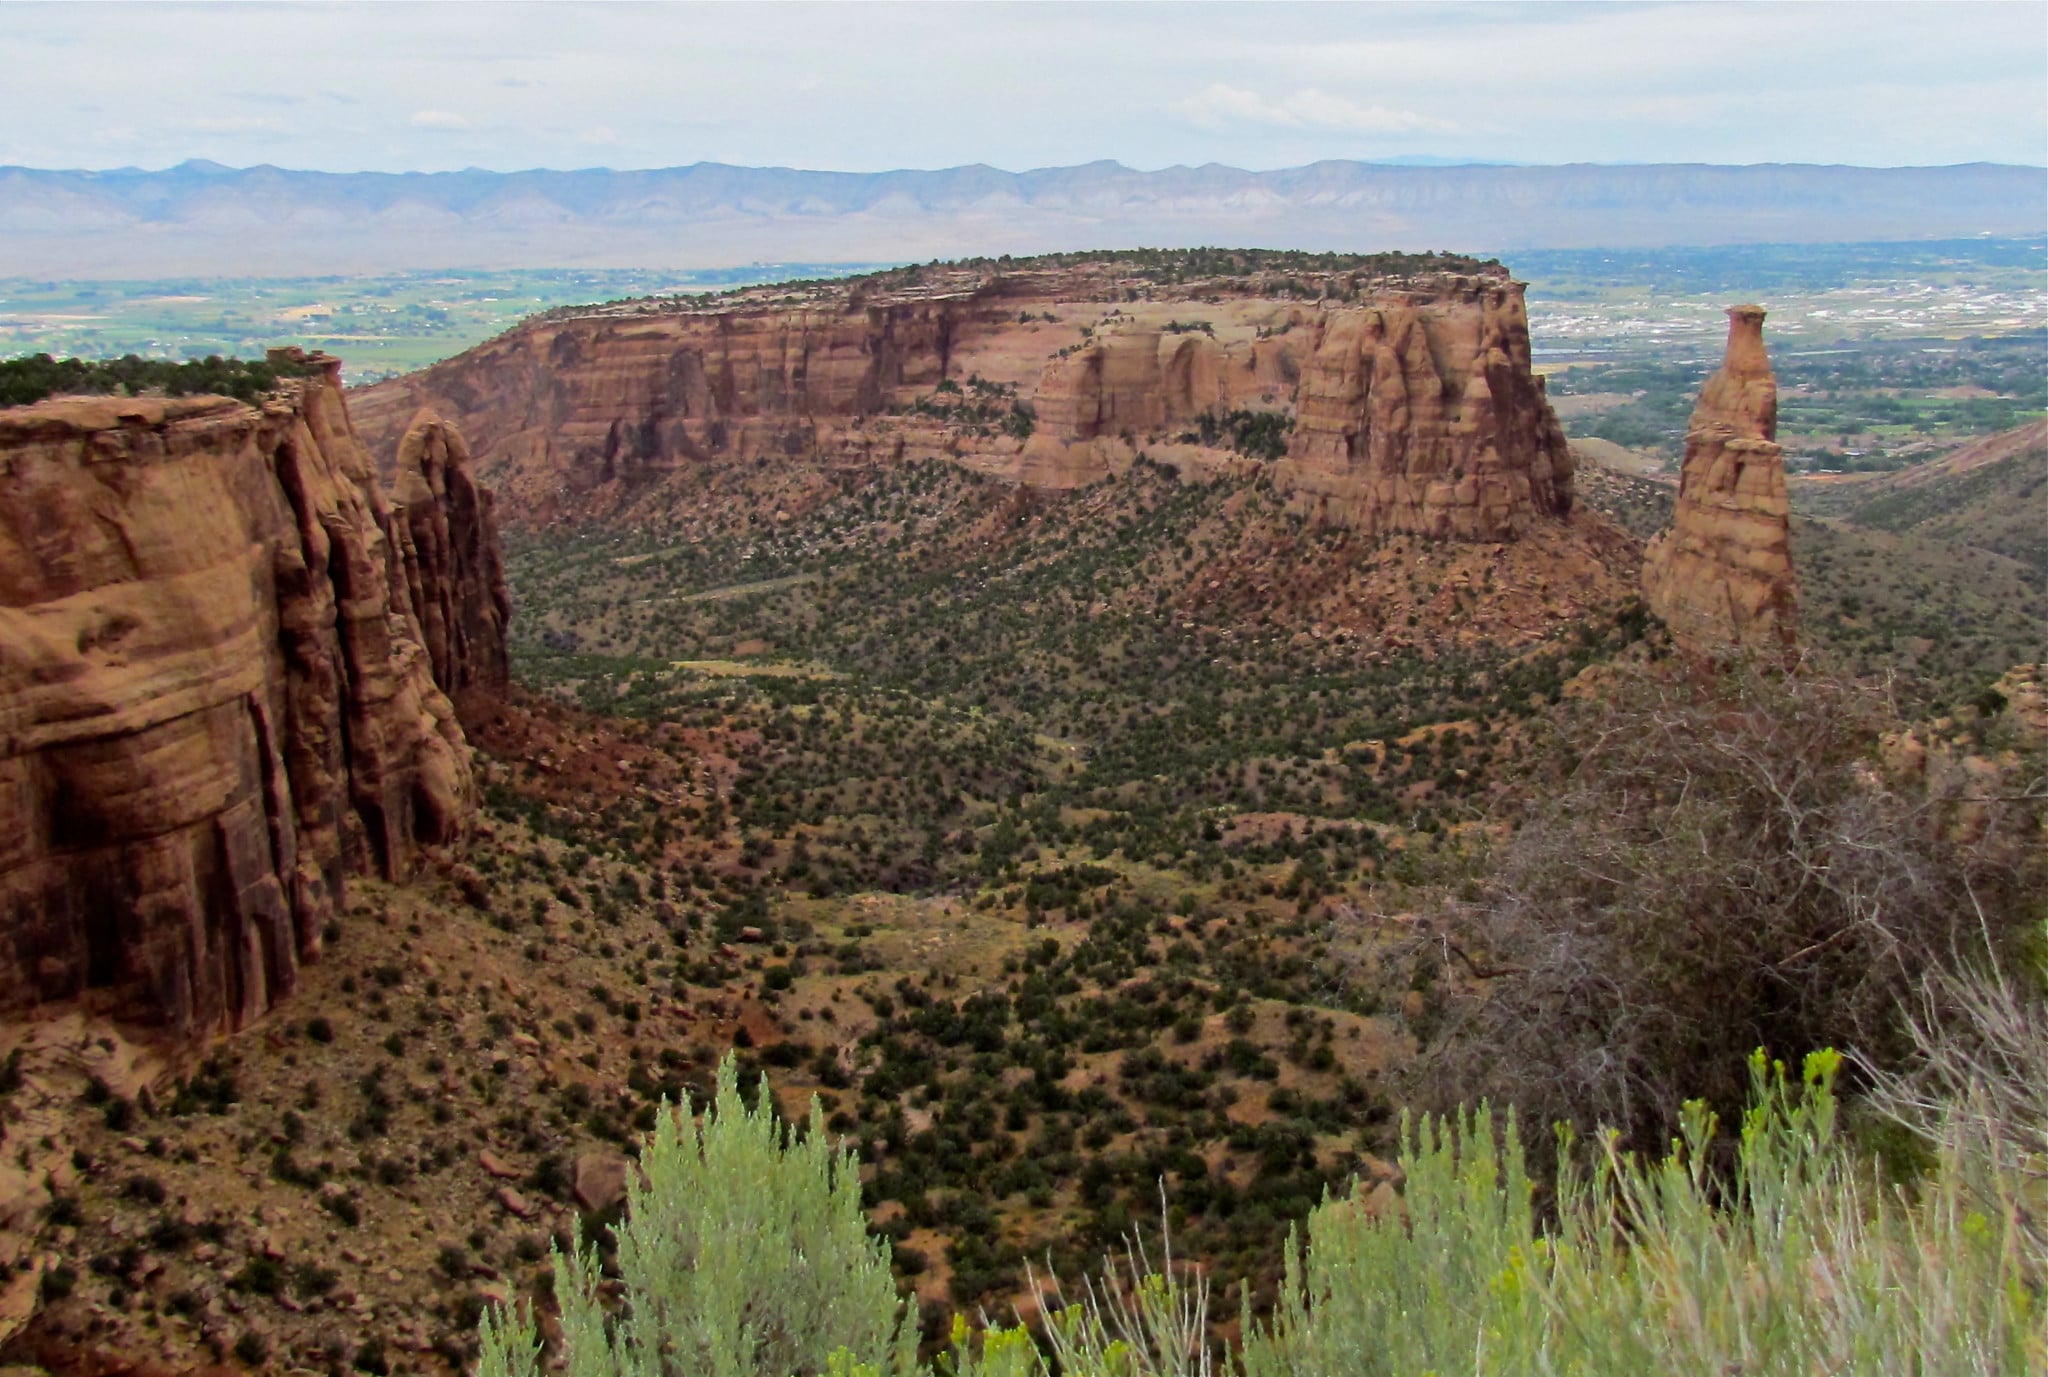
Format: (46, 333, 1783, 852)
(6, 2, 2044, 173)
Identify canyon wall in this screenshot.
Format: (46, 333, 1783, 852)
(0, 366, 507, 1040)
(1641, 306, 1798, 655)
(351, 296, 972, 521)
(1035, 331, 1228, 442)
(351, 259, 1576, 543)
(392, 410, 512, 706)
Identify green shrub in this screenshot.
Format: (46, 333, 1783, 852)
(1249, 1048, 2045, 1375)
(480, 1053, 915, 1377)
(481, 1051, 2045, 1375)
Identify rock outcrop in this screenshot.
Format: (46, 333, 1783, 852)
(1641, 306, 1798, 655)
(350, 256, 1575, 543)
(1274, 280, 1573, 540)
(0, 363, 507, 1040)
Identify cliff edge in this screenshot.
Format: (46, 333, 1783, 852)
(0, 364, 507, 1040)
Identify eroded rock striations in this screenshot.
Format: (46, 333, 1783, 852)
(1274, 278, 1573, 539)
(350, 257, 1575, 542)
(392, 409, 511, 707)
(1641, 306, 1798, 655)
(0, 363, 507, 1039)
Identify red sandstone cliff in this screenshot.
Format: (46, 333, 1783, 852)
(392, 409, 511, 706)
(351, 295, 969, 519)
(1641, 306, 1798, 655)
(351, 259, 1576, 543)
(0, 366, 507, 1040)
(1273, 279, 1573, 540)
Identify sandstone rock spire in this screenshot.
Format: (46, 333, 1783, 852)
(392, 408, 512, 709)
(1641, 305, 1798, 656)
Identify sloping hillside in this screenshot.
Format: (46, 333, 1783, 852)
(1800, 421, 2048, 584)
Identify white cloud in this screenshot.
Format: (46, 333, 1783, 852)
(1173, 83, 1455, 137)
(580, 125, 618, 146)
(186, 115, 287, 134)
(0, 3, 2040, 173)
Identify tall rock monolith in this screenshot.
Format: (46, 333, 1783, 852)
(1642, 305, 1798, 656)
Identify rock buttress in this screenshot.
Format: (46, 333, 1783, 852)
(0, 368, 506, 1039)
(1641, 305, 1798, 655)
(1273, 277, 1573, 540)
(391, 408, 511, 710)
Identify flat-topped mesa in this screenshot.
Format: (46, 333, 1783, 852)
(1641, 305, 1799, 656)
(1272, 277, 1573, 539)
(348, 252, 1575, 541)
(0, 367, 508, 1041)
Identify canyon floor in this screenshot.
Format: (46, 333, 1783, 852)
(1, 246, 2041, 1376)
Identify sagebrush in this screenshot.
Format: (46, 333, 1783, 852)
(479, 1042, 2045, 1376)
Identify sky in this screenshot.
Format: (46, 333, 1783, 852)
(4, 1, 2044, 174)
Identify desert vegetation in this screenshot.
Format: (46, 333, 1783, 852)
(479, 1032, 2047, 1375)
(1575, 454, 2048, 711)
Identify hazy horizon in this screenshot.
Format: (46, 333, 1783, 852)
(16, 153, 2046, 177)
(6, 2, 2043, 175)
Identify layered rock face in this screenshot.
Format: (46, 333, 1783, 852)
(1641, 306, 1798, 655)
(1273, 279, 1573, 539)
(1036, 332, 1227, 442)
(352, 298, 963, 519)
(351, 259, 1576, 543)
(0, 367, 507, 1040)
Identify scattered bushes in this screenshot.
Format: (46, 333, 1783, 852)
(478, 1043, 2046, 1375)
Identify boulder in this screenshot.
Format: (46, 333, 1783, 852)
(571, 1151, 631, 1216)
(494, 1187, 537, 1220)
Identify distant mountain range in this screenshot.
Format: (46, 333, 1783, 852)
(1, 159, 2041, 278)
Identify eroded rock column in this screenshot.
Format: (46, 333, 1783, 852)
(1641, 305, 1799, 656)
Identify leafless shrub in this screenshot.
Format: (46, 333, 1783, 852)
(1385, 656, 2045, 1148)
(1863, 926, 2048, 1236)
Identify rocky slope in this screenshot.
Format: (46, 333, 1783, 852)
(1641, 306, 1798, 656)
(1796, 419, 2048, 585)
(351, 253, 1574, 544)
(0, 363, 508, 1043)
